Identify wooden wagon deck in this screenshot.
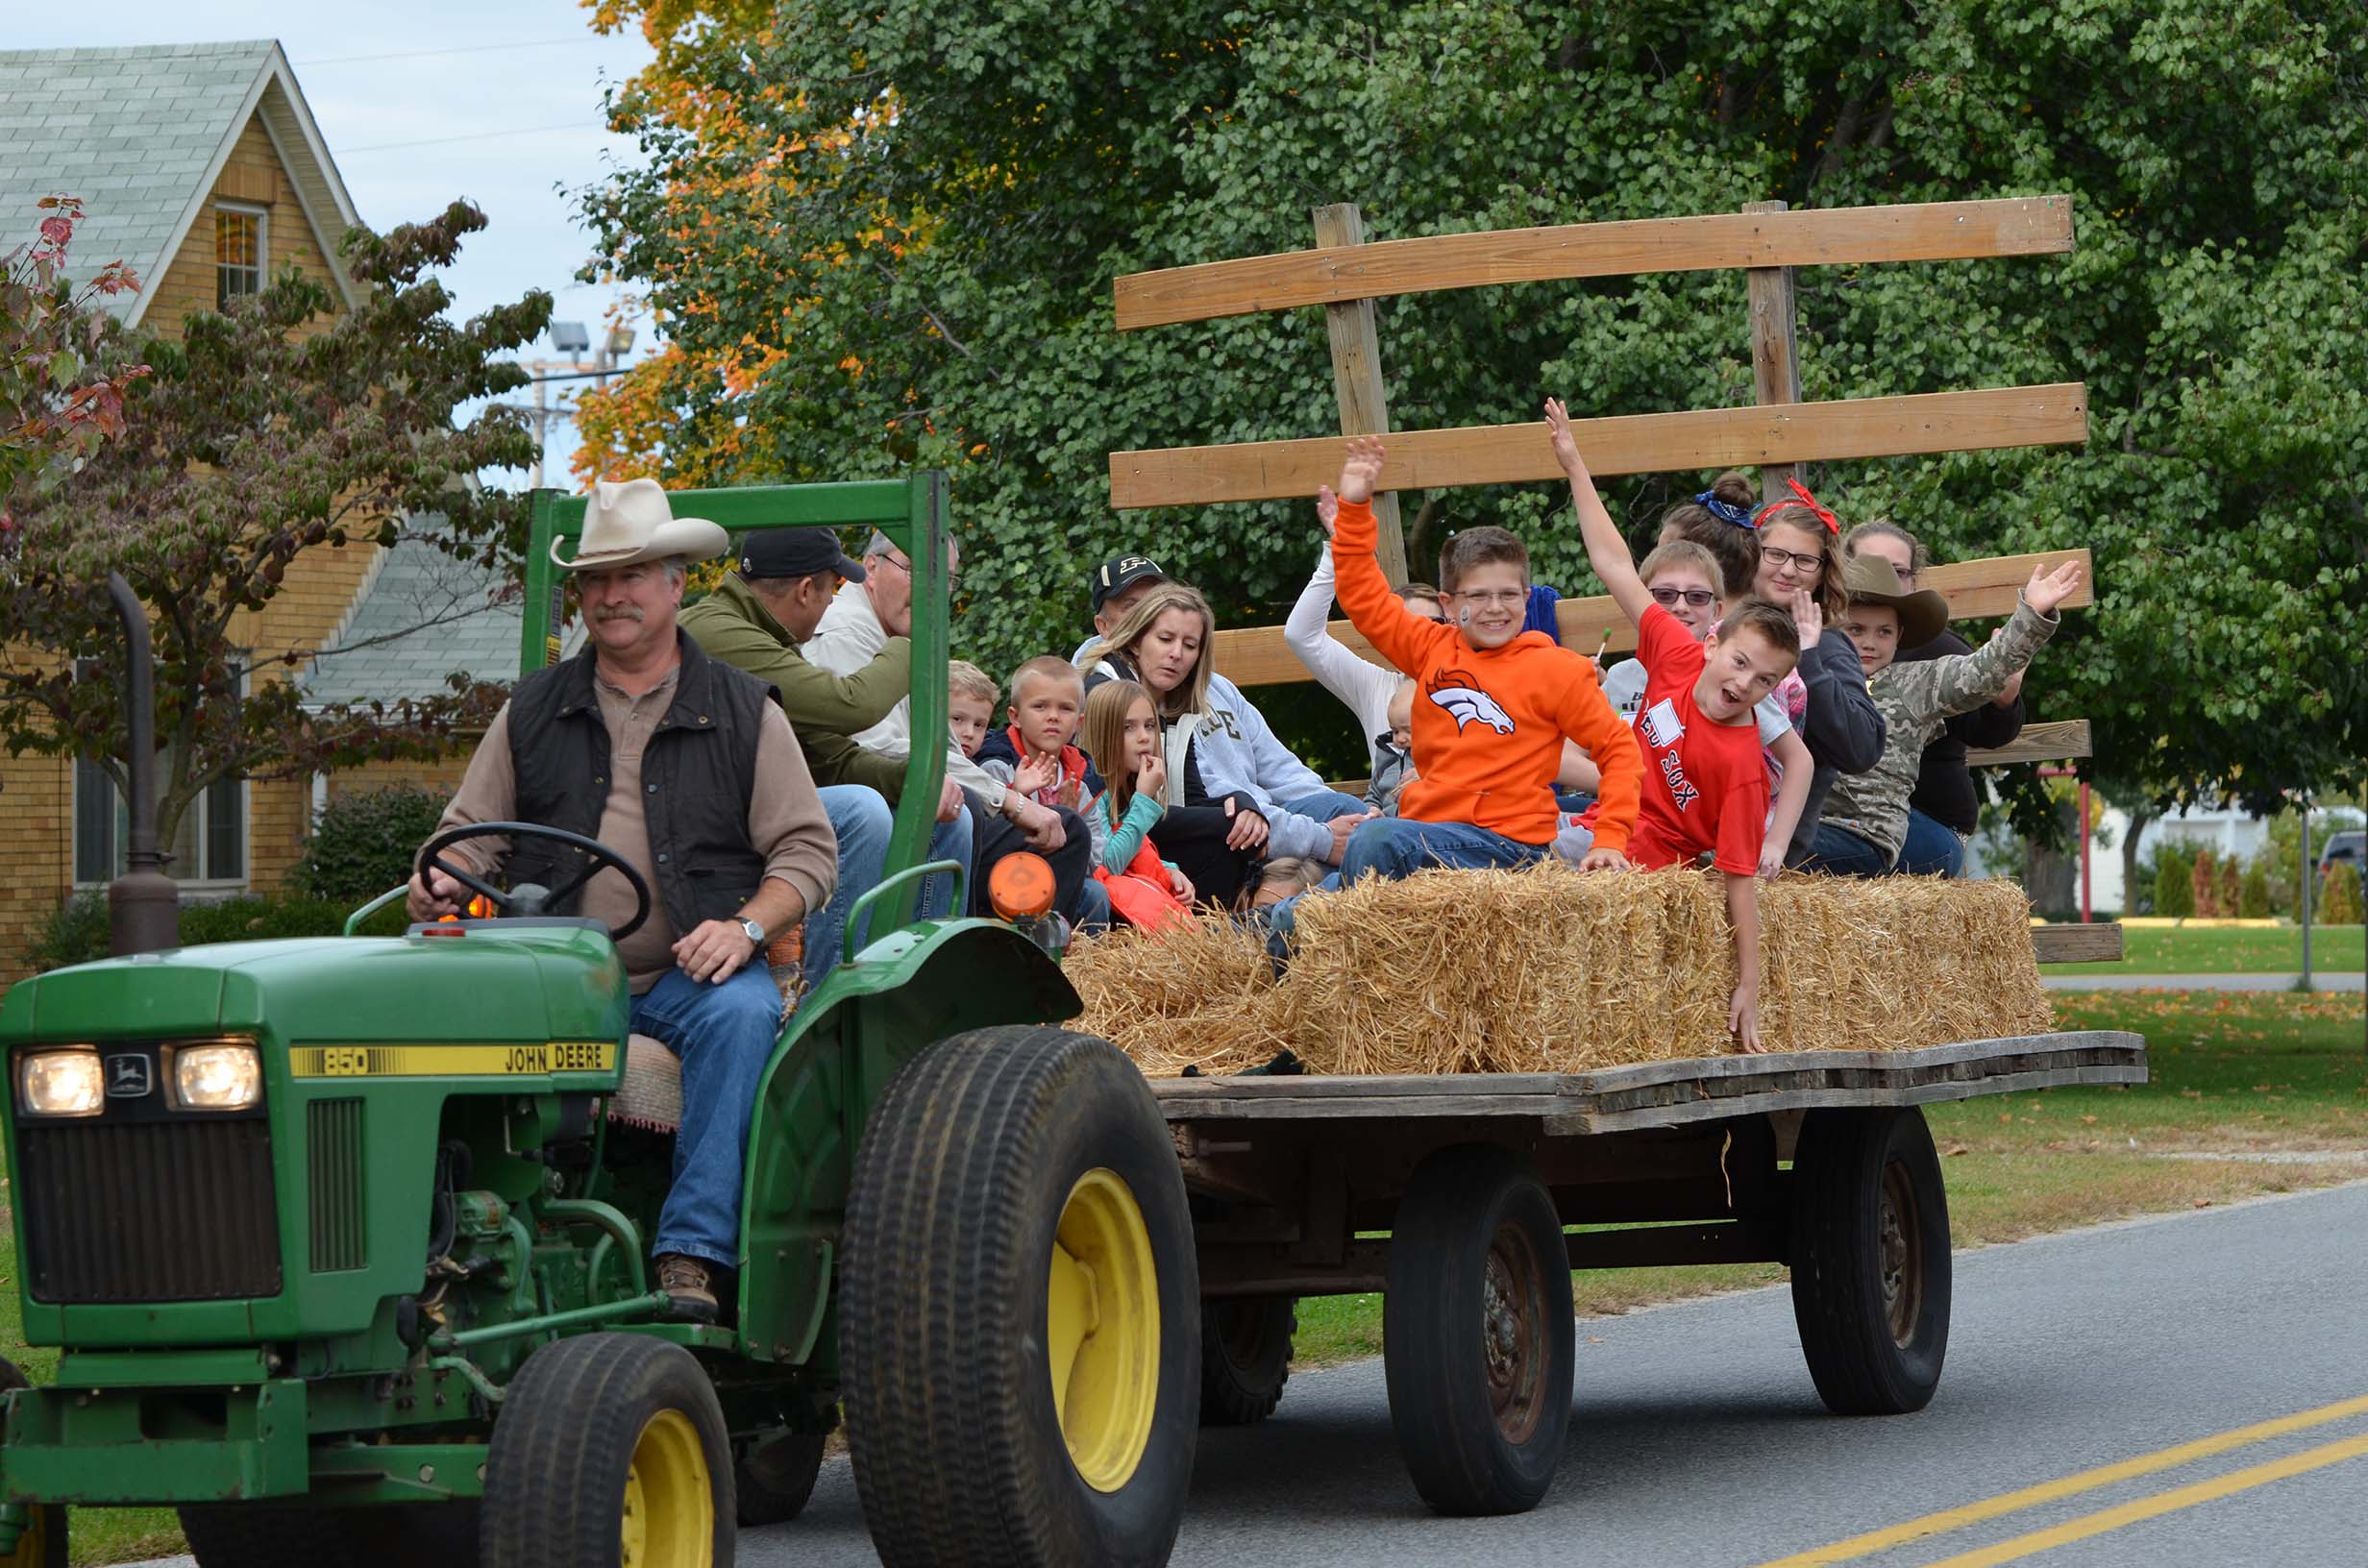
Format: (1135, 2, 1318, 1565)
(1151, 1031, 2148, 1136)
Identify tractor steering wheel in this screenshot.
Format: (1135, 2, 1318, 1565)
(416, 821, 654, 943)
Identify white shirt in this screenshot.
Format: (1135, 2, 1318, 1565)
(806, 580, 1008, 809)
(1282, 546, 1404, 768)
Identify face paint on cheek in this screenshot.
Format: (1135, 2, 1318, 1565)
(1458, 606, 1474, 625)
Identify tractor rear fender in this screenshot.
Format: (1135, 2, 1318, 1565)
(736, 919, 1080, 1365)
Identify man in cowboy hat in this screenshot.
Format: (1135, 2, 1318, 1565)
(408, 477, 840, 1321)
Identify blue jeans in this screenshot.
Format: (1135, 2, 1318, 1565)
(1073, 876, 1112, 936)
(1896, 807, 1967, 878)
(1801, 821, 1893, 876)
(629, 963, 787, 1267)
(804, 785, 971, 991)
(1340, 818, 1547, 882)
(1283, 789, 1369, 822)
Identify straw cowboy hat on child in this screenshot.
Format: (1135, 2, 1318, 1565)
(550, 478, 729, 571)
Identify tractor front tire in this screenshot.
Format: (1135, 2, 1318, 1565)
(481, 1332, 734, 1568)
(0, 1359, 64, 1568)
(1383, 1144, 1574, 1517)
(734, 1430, 826, 1527)
(1198, 1297, 1295, 1426)
(843, 1025, 1199, 1567)
(1790, 1107, 1953, 1415)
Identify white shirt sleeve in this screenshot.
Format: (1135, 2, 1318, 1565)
(1753, 692, 1794, 747)
(1283, 546, 1404, 758)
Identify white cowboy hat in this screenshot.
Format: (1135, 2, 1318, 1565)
(550, 478, 728, 571)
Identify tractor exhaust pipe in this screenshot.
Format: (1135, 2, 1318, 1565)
(106, 572, 177, 956)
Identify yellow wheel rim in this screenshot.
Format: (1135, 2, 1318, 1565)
(619, 1408, 713, 1568)
(5, 1507, 48, 1567)
(1047, 1166, 1161, 1493)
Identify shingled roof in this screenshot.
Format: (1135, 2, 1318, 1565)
(0, 39, 362, 324)
(304, 517, 578, 711)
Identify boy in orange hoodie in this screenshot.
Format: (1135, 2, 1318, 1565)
(1331, 435, 1643, 881)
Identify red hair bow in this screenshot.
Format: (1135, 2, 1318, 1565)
(1754, 477, 1839, 535)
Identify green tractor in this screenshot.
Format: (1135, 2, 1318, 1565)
(0, 477, 1203, 1567)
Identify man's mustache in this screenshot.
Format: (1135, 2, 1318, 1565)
(595, 604, 647, 623)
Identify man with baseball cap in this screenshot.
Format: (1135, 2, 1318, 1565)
(412, 478, 838, 1321)
(1072, 551, 1170, 660)
(681, 525, 972, 988)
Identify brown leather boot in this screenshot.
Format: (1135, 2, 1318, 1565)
(655, 1253, 719, 1323)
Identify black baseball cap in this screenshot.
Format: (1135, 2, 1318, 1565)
(739, 528, 867, 582)
(1091, 553, 1168, 614)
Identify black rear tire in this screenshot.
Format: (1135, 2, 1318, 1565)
(1199, 1297, 1295, 1426)
(842, 1025, 1199, 1567)
(481, 1332, 734, 1568)
(0, 1359, 64, 1568)
(735, 1430, 826, 1526)
(1383, 1144, 1573, 1516)
(1789, 1107, 1953, 1415)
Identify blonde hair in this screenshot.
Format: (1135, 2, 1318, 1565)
(1258, 856, 1323, 900)
(1638, 539, 1721, 589)
(1078, 679, 1154, 818)
(1076, 583, 1218, 719)
(1008, 653, 1083, 705)
(946, 660, 998, 706)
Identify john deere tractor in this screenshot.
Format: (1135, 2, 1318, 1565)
(0, 478, 1202, 1567)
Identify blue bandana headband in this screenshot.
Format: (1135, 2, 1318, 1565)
(1694, 489, 1754, 528)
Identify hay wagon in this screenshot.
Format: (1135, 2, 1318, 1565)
(1104, 194, 2146, 1515)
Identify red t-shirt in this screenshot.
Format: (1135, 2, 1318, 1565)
(1613, 604, 1770, 875)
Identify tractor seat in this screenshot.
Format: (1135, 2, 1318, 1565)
(611, 1035, 683, 1132)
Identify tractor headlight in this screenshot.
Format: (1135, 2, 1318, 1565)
(18, 1050, 104, 1116)
(174, 1043, 262, 1111)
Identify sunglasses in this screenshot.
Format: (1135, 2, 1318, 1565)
(1650, 586, 1717, 609)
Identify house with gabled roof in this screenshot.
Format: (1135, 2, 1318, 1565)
(0, 40, 527, 980)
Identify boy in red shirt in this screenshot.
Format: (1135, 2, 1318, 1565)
(1546, 398, 1800, 1050)
(1330, 435, 1643, 880)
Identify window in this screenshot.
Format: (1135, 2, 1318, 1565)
(72, 757, 248, 890)
(215, 206, 265, 308)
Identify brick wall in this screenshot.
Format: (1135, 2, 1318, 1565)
(0, 752, 75, 984)
(142, 116, 339, 341)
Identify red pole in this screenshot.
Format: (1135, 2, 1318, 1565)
(2078, 777, 2093, 923)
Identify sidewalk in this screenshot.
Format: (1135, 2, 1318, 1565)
(2044, 971, 2365, 992)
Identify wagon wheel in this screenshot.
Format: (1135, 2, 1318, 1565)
(1789, 1106, 1954, 1415)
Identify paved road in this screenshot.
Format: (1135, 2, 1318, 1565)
(2045, 970, 2363, 992)
(752, 1181, 2368, 1568)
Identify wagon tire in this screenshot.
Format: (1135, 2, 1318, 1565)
(1199, 1296, 1295, 1426)
(1383, 1144, 1573, 1516)
(842, 1025, 1198, 1567)
(1789, 1106, 1953, 1415)
(734, 1430, 826, 1526)
(480, 1331, 733, 1568)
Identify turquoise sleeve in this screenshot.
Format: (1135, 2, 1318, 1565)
(1103, 791, 1164, 872)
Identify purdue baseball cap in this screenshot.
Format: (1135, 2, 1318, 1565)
(739, 528, 867, 582)
(1091, 553, 1168, 614)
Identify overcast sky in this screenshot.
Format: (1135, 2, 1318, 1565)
(16, 0, 659, 483)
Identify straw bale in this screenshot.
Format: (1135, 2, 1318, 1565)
(1066, 864, 2053, 1077)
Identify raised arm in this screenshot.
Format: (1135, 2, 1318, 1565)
(1331, 436, 1451, 675)
(1930, 560, 2082, 719)
(1544, 398, 1653, 627)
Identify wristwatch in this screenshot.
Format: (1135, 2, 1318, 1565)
(737, 916, 766, 946)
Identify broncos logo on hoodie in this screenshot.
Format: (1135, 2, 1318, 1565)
(1426, 669, 1516, 734)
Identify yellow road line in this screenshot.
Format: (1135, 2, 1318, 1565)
(1755, 1391, 2368, 1567)
(1920, 1431, 2368, 1568)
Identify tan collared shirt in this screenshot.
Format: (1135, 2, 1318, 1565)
(435, 666, 837, 994)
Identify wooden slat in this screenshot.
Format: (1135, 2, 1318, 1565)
(1111, 384, 2089, 509)
(1114, 196, 2077, 329)
(1967, 720, 2091, 767)
(1213, 549, 2094, 685)
(2031, 922, 2125, 964)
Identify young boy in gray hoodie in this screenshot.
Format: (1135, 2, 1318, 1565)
(1806, 556, 2085, 873)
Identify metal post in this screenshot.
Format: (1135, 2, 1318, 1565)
(2299, 798, 2313, 991)
(105, 573, 178, 955)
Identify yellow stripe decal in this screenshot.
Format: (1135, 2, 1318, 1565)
(1922, 1432, 2368, 1568)
(289, 1042, 617, 1078)
(1757, 1390, 2368, 1567)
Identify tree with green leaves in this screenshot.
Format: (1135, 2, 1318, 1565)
(580, 0, 2366, 797)
(0, 201, 550, 858)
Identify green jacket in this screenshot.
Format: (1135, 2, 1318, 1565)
(680, 575, 915, 798)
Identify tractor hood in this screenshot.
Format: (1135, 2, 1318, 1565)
(0, 923, 629, 1046)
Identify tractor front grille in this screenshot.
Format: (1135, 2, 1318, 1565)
(18, 1118, 282, 1303)
(308, 1097, 367, 1272)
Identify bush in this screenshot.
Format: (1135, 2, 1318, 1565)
(21, 890, 407, 974)
(2152, 845, 2195, 919)
(2320, 861, 2366, 924)
(291, 783, 453, 900)
(2240, 862, 2271, 919)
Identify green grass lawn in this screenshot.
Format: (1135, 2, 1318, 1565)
(1292, 990, 2367, 1367)
(2050, 922, 2365, 976)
